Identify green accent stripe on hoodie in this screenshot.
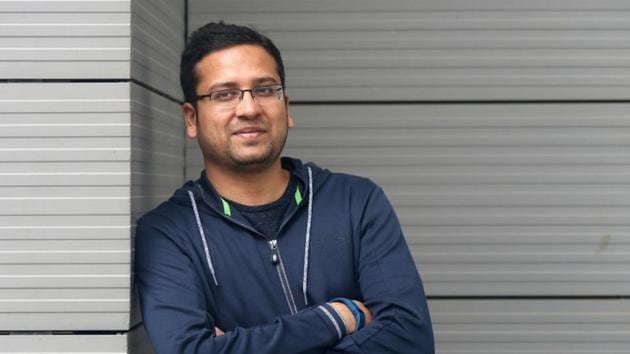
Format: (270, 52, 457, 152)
(294, 187, 303, 205)
(220, 197, 231, 216)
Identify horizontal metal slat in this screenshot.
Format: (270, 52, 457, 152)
(1, 313, 129, 331)
(0, 334, 127, 352)
(430, 299, 630, 353)
(131, 0, 184, 98)
(0, 275, 128, 288)
(191, 1, 630, 101)
(0, 1, 131, 79)
(0, 250, 130, 264)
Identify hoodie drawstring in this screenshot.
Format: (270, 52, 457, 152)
(302, 166, 313, 305)
(188, 166, 314, 301)
(188, 190, 219, 286)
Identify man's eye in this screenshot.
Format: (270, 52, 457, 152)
(212, 90, 239, 101)
(254, 87, 275, 96)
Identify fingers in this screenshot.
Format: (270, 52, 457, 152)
(352, 300, 373, 326)
(214, 327, 225, 336)
(328, 299, 374, 334)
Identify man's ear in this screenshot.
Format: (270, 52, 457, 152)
(182, 102, 198, 139)
(285, 95, 294, 128)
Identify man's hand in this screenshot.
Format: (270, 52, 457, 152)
(215, 327, 225, 336)
(353, 300, 373, 325)
(329, 300, 373, 334)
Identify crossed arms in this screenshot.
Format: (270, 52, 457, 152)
(135, 187, 434, 353)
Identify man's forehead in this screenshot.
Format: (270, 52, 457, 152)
(194, 44, 280, 83)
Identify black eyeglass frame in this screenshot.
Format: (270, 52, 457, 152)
(194, 84, 285, 103)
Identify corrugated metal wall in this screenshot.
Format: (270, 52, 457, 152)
(188, 1, 630, 353)
(0, 83, 131, 334)
(3, 0, 629, 352)
(131, 0, 184, 100)
(190, 0, 630, 102)
(0, 1, 131, 79)
(1, 1, 183, 352)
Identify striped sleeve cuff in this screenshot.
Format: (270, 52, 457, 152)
(317, 303, 347, 340)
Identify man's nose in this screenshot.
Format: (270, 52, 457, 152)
(235, 90, 261, 118)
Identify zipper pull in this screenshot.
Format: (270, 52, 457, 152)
(269, 240, 280, 265)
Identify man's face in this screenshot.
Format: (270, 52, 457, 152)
(183, 44, 293, 172)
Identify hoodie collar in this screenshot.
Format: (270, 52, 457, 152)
(173, 157, 330, 217)
(183, 158, 323, 305)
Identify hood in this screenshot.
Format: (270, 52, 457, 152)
(167, 156, 331, 304)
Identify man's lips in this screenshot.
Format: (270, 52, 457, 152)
(233, 127, 266, 138)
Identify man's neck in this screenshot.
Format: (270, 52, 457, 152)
(204, 159, 290, 207)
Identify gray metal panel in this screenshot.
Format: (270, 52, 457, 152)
(189, 0, 630, 101)
(0, 82, 132, 331)
(431, 299, 630, 354)
(131, 0, 184, 99)
(185, 139, 203, 181)
(0, 334, 127, 353)
(0, 1, 131, 79)
(282, 103, 630, 296)
(129, 83, 184, 329)
(129, 83, 184, 223)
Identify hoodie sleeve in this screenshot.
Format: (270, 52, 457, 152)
(327, 185, 435, 353)
(134, 215, 344, 354)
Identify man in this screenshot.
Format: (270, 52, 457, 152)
(134, 22, 434, 353)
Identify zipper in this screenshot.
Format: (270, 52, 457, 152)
(196, 185, 301, 315)
(269, 239, 280, 265)
(269, 240, 298, 314)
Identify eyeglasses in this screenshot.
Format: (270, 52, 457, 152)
(195, 84, 284, 110)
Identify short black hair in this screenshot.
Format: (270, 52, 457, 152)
(180, 21, 286, 104)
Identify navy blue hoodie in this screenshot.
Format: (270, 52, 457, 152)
(134, 158, 434, 353)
